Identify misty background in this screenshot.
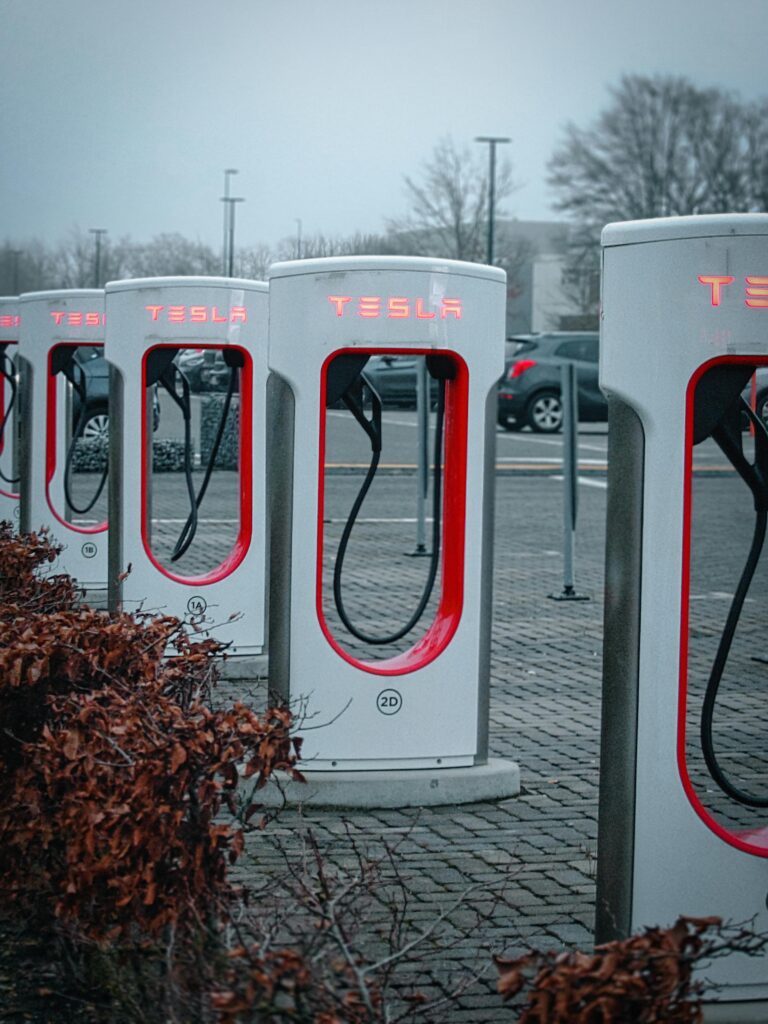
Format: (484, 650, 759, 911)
(2, 0, 767, 326)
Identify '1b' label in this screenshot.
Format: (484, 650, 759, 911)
(81, 542, 97, 559)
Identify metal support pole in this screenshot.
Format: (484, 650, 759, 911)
(407, 359, 430, 556)
(549, 361, 589, 601)
(89, 229, 107, 288)
(475, 136, 510, 266)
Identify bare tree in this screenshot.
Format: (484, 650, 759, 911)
(114, 233, 220, 279)
(548, 74, 765, 227)
(387, 136, 517, 262)
(273, 230, 396, 262)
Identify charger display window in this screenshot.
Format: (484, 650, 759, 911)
(319, 349, 468, 671)
(681, 357, 768, 855)
(141, 342, 251, 581)
(48, 342, 109, 531)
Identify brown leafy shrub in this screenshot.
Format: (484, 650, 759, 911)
(0, 522, 302, 943)
(495, 916, 768, 1023)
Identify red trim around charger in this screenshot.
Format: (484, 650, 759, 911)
(677, 354, 768, 857)
(140, 344, 253, 587)
(316, 347, 468, 676)
(0, 349, 20, 499)
(46, 343, 107, 535)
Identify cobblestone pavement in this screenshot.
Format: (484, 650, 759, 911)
(45, 420, 768, 1020)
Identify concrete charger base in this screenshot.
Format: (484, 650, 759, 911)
(243, 758, 521, 810)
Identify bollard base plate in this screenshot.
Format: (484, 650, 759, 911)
(548, 587, 590, 602)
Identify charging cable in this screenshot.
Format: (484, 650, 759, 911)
(701, 396, 768, 807)
(332, 358, 451, 645)
(0, 349, 19, 487)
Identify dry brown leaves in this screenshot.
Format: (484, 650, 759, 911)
(0, 523, 302, 942)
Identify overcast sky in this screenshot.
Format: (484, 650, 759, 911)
(2, 0, 767, 253)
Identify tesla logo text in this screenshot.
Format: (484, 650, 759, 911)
(327, 295, 462, 319)
(50, 311, 104, 326)
(0, 315, 20, 328)
(698, 275, 768, 308)
(145, 304, 247, 323)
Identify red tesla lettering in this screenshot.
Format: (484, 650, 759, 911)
(146, 305, 164, 321)
(50, 311, 66, 325)
(745, 276, 768, 308)
(68, 312, 83, 327)
(168, 305, 185, 323)
(211, 306, 227, 323)
(231, 306, 247, 323)
(85, 312, 100, 327)
(359, 296, 380, 318)
(328, 295, 352, 317)
(388, 297, 409, 318)
(190, 306, 207, 322)
(441, 298, 462, 319)
(415, 299, 435, 320)
(698, 275, 735, 306)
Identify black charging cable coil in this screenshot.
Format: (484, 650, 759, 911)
(700, 396, 768, 808)
(332, 361, 450, 645)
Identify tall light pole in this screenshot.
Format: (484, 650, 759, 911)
(89, 228, 108, 287)
(295, 218, 303, 259)
(221, 168, 238, 275)
(475, 136, 510, 266)
(224, 196, 245, 277)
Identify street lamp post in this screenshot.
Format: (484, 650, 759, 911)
(89, 228, 108, 287)
(224, 197, 245, 277)
(474, 136, 511, 266)
(221, 169, 238, 275)
(295, 218, 303, 259)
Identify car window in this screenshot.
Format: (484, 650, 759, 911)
(554, 337, 598, 362)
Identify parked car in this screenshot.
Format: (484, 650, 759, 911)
(497, 332, 605, 433)
(362, 354, 438, 408)
(177, 348, 235, 393)
(72, 346, 110, 441)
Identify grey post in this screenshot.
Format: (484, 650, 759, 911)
(549, 361, 589, 601)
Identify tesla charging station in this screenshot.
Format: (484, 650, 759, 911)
(105, 277, 268, 658)
(268, 256, 511, 775)
(597, 214, 768, 1006)
(18, 289, 108, 589)
(0, 298, 20, 526)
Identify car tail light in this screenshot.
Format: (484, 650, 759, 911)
(507, 358, 537, 380)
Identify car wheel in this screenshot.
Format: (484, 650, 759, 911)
(81, 410, 109, 442)
(526, 390, 563, 433)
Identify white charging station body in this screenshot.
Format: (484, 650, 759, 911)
(18, 289, 108, 588)
(598, 214, 768, 1003)
(105, 277, 268, 658)
(267, 256, 507, 771)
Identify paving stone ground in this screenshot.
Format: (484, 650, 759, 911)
(14, 422, 768, 1020)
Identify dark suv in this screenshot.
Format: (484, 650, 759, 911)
(497, 332, 605, 433)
